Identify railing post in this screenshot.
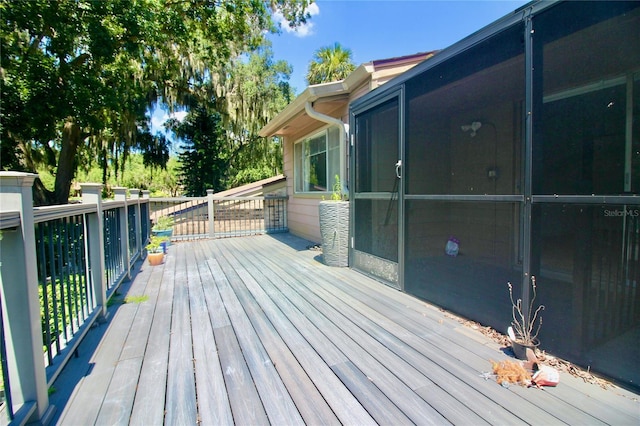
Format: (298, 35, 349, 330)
(142, 191, 150, 246)
(81, 183, 108, 321)
(0, 172, 52, 424)
(207, 189, 215, 238)
(113, 187, 131, 279)
(130, 189, 141, 259)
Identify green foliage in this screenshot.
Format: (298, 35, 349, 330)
(66, 152, 181, 196)
(1, 0, 311, 203)
(146, 234, 167, 253)
(172, 46, 292, 194)
(331, 175, 346, 201)
(152, 216, 174, 231)
(106, 297, 123, 308)
(173, 108, 229, 196)
(39, 275, 84, 351)
(306, 42, 356, 85)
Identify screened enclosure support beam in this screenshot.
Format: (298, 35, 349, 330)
(521, 9, 535, 315)
(625, 74, 634, 193)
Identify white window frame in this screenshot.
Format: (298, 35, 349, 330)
(294, 125, 343, 194)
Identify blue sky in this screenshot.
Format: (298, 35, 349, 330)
(151, 0, 529, 133)
(270, 0, 530, 94)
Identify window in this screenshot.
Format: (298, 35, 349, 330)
(294, 126, 341, 193)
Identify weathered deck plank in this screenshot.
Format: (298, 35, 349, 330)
(204, 254, 270, 425)
(207, 248, 304, 425)
(165, 245, 197, 425)
(189, 243, 233, 426)
(231, 241, 450, 425)
(129, 254, 174, 426)
(210, 242, 375, 425)
(51, 234, 640, 426)
(56, 301, 139, 425)
(235, 237, 536, 424)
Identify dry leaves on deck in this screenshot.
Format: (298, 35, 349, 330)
(440, 308, 613, 389)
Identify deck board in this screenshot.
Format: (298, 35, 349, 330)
(189, 243, 233, 426)
(129, 254, 174, 426)
(216, 242, 375, 425)
(165, 246, 198, 425)
(211, 245, 304, 425)
(51, 233, 640, 425)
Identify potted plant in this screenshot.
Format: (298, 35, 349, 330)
(152, 215, 174, 245)
(318, 175, 349, 267)
(146, 235, 167, 266)
(507, 276, 545, 359)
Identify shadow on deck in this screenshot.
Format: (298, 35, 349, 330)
(50, 234, 639, 425)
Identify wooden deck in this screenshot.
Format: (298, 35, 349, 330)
(50, 234, 639, 425)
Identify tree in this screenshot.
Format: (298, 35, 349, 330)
(305, 42, 356, 85)
(216, 46, 293, 186)
(172, 108, 228, 196)
(1, 0, 310, 204)
(170, 46, 294, 194)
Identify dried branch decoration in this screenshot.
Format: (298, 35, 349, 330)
(508, 276, 545, 345)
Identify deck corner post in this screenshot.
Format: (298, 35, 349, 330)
(113, 187, 131, 279)
(0, 172, 52, 424)
(207, 189, 215, 238)
(81, 183, 109, 321)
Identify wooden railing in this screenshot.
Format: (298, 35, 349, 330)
(0, 172, 288, 425)
(150, 190, 288, 241)
(0, 174, 150, 425)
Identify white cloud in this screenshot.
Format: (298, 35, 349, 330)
(150, 108, 187, 134)
(170, 111, 188, 122)
(151, 111, 169, 132)
(275, 2, 319, 38)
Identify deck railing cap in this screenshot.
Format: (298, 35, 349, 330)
(79, 183, 103, 192)
(129, 189, 141, 199)
(113, 187, 128, 201)
(0, 171, 38, 188)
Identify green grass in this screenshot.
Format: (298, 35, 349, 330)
(124, 295, 149, 304)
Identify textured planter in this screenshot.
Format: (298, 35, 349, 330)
(318, 201, 349, 267)
(147, 251, 164, 266)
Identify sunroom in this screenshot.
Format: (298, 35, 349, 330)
(350, 0, 640, 388)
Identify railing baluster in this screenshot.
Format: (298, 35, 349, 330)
(47, 222, 62, 355)
(69, 216, 81, 330)
(36, 224, 53, 366)
(82, 214, 94, 315)
(0, 291, 14, 422)
(60, 217, 71, 342)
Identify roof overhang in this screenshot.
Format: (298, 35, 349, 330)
(259, 63, 374, 138)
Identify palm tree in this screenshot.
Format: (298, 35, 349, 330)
(306, 42, 356, 85)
